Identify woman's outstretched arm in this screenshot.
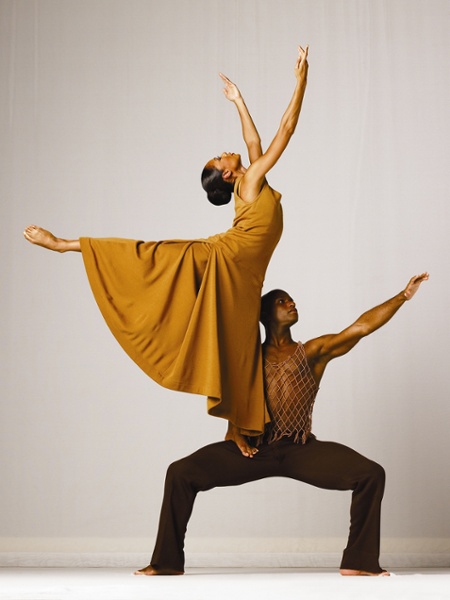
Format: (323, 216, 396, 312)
(239, 44, 309, 202)
(220, 73, 262, 164)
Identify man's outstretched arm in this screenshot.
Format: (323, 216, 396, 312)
(305, 273, 429, 372)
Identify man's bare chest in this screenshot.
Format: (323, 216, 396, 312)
(263, 342, 298, 364)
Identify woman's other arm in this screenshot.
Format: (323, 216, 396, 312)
(220, 73, 262, 164)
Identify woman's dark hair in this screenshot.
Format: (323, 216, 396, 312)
(201, 167, 233, 206)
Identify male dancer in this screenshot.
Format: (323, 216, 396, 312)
(135, 272, 428, 577)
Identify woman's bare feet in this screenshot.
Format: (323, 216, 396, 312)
(133, 564, 184, 576)
(225, 422, 258, 458)
(23, 225, 81, 252)
(340, 568, 390, 576)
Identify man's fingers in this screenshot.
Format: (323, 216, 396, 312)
(411, 272, 429, 284)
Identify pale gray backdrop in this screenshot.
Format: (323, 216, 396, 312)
(1, 0, 449, 567)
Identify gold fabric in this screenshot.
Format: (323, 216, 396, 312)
(80, 179, 283, 435)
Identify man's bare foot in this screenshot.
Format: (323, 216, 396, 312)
(340, 568, 390, 576)
(133, 564, 184, 576)
(225, 422, 258, 458)
(23, 225, 80, 252)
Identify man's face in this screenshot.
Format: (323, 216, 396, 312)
(270, 291, 298, 326)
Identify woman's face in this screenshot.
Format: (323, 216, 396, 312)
(206, 152, 242, 172)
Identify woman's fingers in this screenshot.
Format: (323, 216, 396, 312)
(297, 44, 309, 59)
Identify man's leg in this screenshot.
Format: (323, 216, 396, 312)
(278, 437, 386, 575)
(136, 440, 279, 575)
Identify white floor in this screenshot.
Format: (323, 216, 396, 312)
(1, 568, 450, 600)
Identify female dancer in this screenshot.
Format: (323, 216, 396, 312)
(24, 45, 309, 436)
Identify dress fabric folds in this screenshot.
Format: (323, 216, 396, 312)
(80, 179, 283, 435)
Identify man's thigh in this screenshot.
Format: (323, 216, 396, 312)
(173, 440, 280, 491)
(278, 437, 381, 491)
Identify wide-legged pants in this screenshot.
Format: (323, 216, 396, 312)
(150, 435, 386, 573)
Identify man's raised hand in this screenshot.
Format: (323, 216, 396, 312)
(403, 272, 429, 300)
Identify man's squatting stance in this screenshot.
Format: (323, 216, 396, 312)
(135, 272, 429, 577)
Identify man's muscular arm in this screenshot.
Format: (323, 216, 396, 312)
(305, 273, 429, 378)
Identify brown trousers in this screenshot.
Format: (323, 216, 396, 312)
(150, 435, 385, 573)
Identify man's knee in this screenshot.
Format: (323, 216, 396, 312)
(166, 458, 192, 484)
(165, 456, 208, 493)
(366, 460, 386, 490)
(372, 461, 385, 481)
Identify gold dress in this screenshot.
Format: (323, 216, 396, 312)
(80, 179, 283, 435)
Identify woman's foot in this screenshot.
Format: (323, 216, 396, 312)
(225, 422, 258, 458)
(133, 564, 184, 576)
(23, 225, 80, 252)
(340, 568, 390, 576)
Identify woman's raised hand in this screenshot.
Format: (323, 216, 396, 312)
(219, 72, 241, 102)
(294, 44, 309, 81)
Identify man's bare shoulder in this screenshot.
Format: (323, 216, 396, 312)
(304, 335, 334, 363)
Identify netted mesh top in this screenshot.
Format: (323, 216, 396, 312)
(263, 342, 319, 444)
